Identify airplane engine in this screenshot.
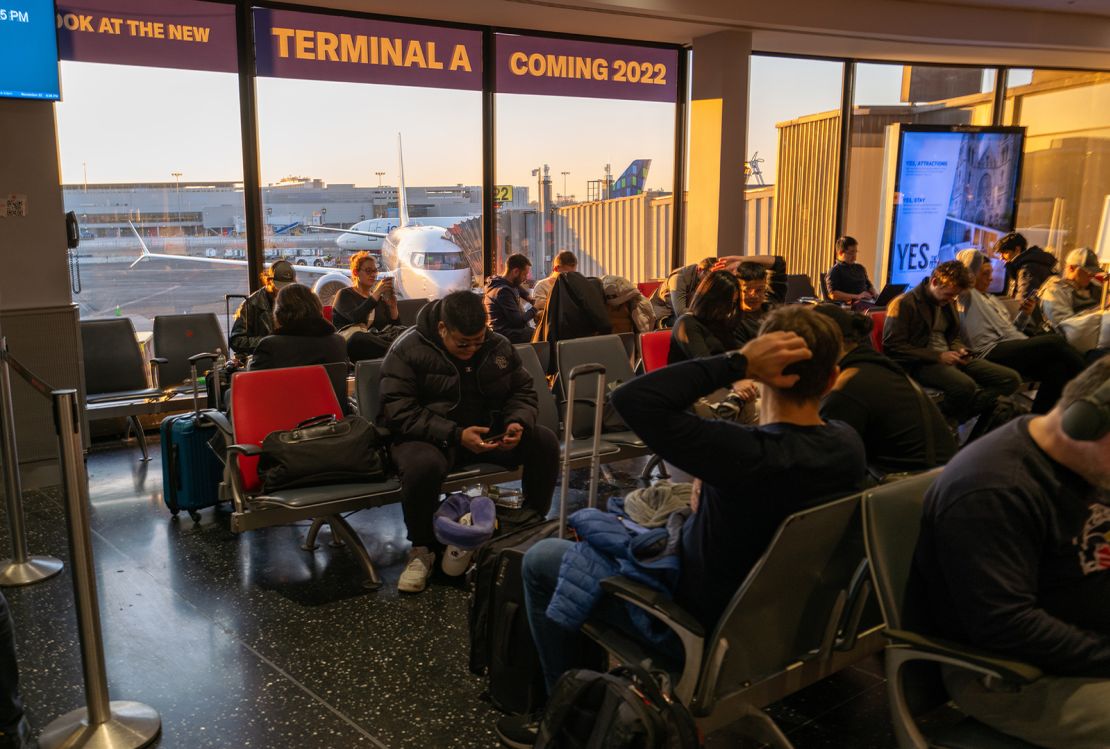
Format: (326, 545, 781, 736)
(311, 272, 352, 306)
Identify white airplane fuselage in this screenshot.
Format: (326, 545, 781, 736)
(334, 216, 471, 252)
(380, 225, 474, 299)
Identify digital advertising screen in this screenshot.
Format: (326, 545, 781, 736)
(0, 0, 60, 100)
(884, 125, 1025, 289)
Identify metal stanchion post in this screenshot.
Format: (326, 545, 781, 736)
(0, 337, 63, 586)
(39, 390, 160, 749)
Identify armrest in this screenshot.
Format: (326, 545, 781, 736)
(188, 351, 221, 365)
(886, 628, 1043, 684)
(149, 357, 168, 388)
(227, 443, 262, 457)
(599, 577, 704, 639)
(198, 410, 232, 438)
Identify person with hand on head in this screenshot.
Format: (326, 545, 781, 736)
(826, 236, 878, 309)
(485, 253, 536, 343)
(229, 259, 297, 358)
(379, 291, 558, 594)
(648, 256, 717, 329)
(331, 252, 402, 361)
(883, 260, 1021, 429)
(496, 306, 866, 749)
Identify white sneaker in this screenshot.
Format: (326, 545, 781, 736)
(442, 513, 475, 577)
(398, 547, 435, 593)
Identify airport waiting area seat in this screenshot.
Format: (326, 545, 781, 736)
(81, 318, 166, 460)
(223, 364, 400, 589)
(639, 330, 671, 372)
(353, 359, 523, 490)
(555, 334, 649, 460)
(396, 297, 429, 327)
(784, 273, 818, 304)
(582, 491, 883, 748)
(862, 472, 1042, 749)
(151, 313, 226, 389)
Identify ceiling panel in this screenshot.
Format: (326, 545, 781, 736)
(911, 0, 1110, 16)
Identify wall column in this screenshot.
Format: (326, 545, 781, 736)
(684, 31, 751, 266)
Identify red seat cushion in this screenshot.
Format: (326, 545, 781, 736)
(640, 330, 672, 372)
(230, 366, 343, 493)
(322, 305, 334, 322)
(868, 310, 886, 354)
(637, 280, 662, 300)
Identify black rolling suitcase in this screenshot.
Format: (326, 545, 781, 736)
(468, 363, 609, 715)
(159, 354, 224, 521)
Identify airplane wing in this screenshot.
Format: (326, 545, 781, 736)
(127, 221, 343, 275)
(307, 225, 389, 239)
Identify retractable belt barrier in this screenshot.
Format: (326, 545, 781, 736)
(0, 337, 161, 749)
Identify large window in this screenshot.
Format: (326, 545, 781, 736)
(253, 8, 483, 304)
(494, 34, 679, 285)
(746, 55, 843, 277)
(56, 1, 246, 336)
(844, 63, 995, 276)
(1004, 69, 1110, 259)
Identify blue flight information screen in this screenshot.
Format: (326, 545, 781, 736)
(0, 1, 60, 100)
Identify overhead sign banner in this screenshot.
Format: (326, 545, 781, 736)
(56, 0, 237, 73)
(495, 34, 678, 103)
(253, 9, 482, 91)
(885, 125, 1025, 288)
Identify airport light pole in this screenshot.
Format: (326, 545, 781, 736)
(171, 172, 182, 231)
(561, 171, 570, 202)
(375, 171, 385, 187)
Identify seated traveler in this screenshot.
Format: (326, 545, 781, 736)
(815, 304, 956, 475)
(671, 270, 758, 421)
(496, 306, 866, 748)
(957, 249, 1085, 414)
(648, 256, 716, 328)
(908, 357, 1110, 749)
(883, 261, 1021, 428)
(532, 250, 577, 313)
(485, 253, 536, 343)
(1040, 248, 1109, 357)
(0, 592, 33, 749)
(229, 259, 297, 359)
(248, 283, 347, 372)
(728, 256, 788, 345)
(331, 251, 402, 361)
(531, 270, 611, 360)
(379, 291, 559, 594)
(825, 236, 878, 309)
(996, 231, 1057, 301)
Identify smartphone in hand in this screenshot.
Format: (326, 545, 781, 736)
(485, 410, 507, 443)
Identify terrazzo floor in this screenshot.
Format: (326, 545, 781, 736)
(0, 444, 900, 748)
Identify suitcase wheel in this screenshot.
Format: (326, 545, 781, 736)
(188, 510, 201, 523)
(170, 509, 180, 518)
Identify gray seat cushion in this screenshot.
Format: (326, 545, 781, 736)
(251, 479, 401, 509)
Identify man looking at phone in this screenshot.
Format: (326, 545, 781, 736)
(884, 261, 1021, 427)
(379, 291, 559, 593)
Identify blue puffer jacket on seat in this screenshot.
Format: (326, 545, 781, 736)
(546, 506, 687, 646)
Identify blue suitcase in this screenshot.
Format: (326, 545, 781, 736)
(160, 355, 223, 521)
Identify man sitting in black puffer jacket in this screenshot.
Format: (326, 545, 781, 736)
(379, 291, 559, 594)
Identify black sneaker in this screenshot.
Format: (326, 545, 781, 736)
(495, 712, 541, 749)
(0, 717, 36, 749)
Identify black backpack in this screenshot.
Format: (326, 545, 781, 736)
(535, 665, 702, 749)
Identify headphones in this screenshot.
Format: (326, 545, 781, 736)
(1061, 377, 1110, 442)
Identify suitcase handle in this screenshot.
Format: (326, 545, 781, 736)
(558, 363, 607, 539)
(189, 351, 222, 415)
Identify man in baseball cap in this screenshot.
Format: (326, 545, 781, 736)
(1040, 247, 1107, 357)
(229, 259, 300, 357)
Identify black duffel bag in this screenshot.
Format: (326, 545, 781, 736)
(258, 415, 389, 492)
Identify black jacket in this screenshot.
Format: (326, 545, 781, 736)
(229, 288, 276, 357)
(532, 272, 611, 370)
(668, 314, 740, 363)
(820, 344, 955, 473)
(882, 279, 965, 368)
(378, 299, 538, 447)
(909, 417, 1110, 677)
(1004, 246, 1057, 300)
(484, 275, 535, 343)
(331, 287, 400, 330)
(248, 317, 347, 372)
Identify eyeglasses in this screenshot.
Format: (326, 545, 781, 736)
(450, 336, 486, 350)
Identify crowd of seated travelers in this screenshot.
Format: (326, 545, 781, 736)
(16, 238, 1098, 749)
